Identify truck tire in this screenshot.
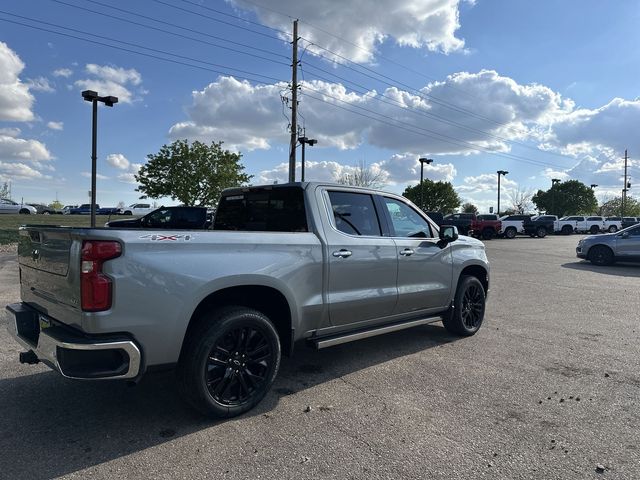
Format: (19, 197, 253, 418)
(124, 210, 133, 216)
(481, 228, 495, 240)
(536, 226, 547, 238)
(608, 225, 617, 233)
(177, 306, 281, 418)
(504, 227, 517, 239)
(18, 208, 31, 214)
(589, 225, 599, 234)
(442, 275, 486, 336)
(561, 225, 573, 235)
(588, 245, 615, 266)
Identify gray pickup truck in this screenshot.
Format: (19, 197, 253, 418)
(6, 183, 490, 417)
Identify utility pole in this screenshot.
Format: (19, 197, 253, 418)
(622, 149, 628, 218)
(288, 19, 299, 183)
(497, 170, 508, 216)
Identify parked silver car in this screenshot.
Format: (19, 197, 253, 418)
(0, 198, 37, 214)
(576, 224, 640, 265)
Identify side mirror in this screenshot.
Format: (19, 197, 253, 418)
(439, 225, 459, 243)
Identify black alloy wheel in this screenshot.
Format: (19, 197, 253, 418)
(536, 226, 548, 238)
(589, 245, 614, 266)
(590, 225, 599, 234)
(442, 275, 486, 336)
(562, 225, 573, 235)
(177, 307, 281, 418)
(460, 282, 484, 330)
(482, 228, 495, 240)
(205, 326, 273, 406)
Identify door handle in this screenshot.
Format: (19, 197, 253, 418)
(332, 249, 352, 258)
(399, 248, 414, 256)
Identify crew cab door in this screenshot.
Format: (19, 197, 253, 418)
(323, 189, 398, 327)
(379, 196, 453, 314)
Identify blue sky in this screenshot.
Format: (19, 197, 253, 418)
(1, 0, 639, 211)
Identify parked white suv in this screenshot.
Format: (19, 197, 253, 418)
(120, 203, 155, 216)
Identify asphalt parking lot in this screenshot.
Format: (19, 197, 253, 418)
(0, 235, 639, 480)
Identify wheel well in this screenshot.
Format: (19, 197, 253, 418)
(460, 265, 489, 294)
(183, 285, 293, 357)
(587, 244, 613, 257)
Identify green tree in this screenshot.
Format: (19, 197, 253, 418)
(402, 180, 461, 214)
(136, 139, 252, 206)
(461, 202, 478, 214)
(49, 200, 63, 210)
(532, 180, 597, 217)
(599, 196, 640, 217)
(0, 181, 9, 199)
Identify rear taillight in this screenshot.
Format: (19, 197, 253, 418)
(81, 240, 122, 312)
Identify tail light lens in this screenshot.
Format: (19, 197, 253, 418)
(81, 240, 122, 312)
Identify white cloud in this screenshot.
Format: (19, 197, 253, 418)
(52, 68, 73, 78)
(117, 162, 141, 184)
(231, 0, 467, 62)
(0, 161, 49, 181)
(0, 134, 52, 162)
(27, 77, 55, 93)
(75, 64, 144, 103)
(0, 127, 21, 137)
(80, 171, 109, 180)
(257, 154, 457, 188)
(46, 121, 63, 131)
(545, 98, 640, 157)
(106, 153, 130, 170)
(169, 72, 573, 156)
(85, 64, 142, 85)
(456, 173, 517, 194)
(0, 41, 35, 121)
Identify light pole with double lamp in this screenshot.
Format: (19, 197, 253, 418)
(298, 136, 317, 182)
(497, 170, 508, 216)
(82, 90, 118, 227)
(419, 158, 433, 210)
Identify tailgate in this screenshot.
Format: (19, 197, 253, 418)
(17, 227, 82, 328)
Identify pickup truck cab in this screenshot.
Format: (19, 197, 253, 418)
(6, 183, 490, 418)
(499, 215, 530, 239)
(69, 204, 98, 215)
(524, 215, 558, 238)
(120, 203, 155, 216)
(106, 206, 211, 230)
(443, 213, 502, 240)
(604, 217, 622, 233)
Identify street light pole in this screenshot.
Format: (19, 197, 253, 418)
(551, 178, 561, 216)
(82, 90, 118, 227)
(419, 157, 433, 211)
(497, 170, 508, 216)
(298, 135, 317, 182)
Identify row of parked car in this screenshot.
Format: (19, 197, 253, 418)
(425, 212, 640, 240)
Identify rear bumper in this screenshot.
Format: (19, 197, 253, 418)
(5, 303, 141, 380)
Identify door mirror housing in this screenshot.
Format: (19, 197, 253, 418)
(439, 225, 459, 243)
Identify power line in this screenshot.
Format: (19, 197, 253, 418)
(178, 0, 292, 37)
(149, 0, 289, 42)
(301, 61, 570, 167)
(0, 15, 286, 85)
(52, 0, 290, 63)
(301, 85, 569, 169)
(0, 11, 286, 82)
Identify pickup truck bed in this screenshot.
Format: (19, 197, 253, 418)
(6, 182, 490, 418)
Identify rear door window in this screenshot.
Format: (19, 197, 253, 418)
(214, 187, 308, 232)
(327, 191, 381, 236)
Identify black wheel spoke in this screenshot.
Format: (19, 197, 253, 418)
(206, 325, 273, 406)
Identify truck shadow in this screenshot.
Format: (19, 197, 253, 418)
(0, 323, 457, 479)
(561, 261, 640, 277)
